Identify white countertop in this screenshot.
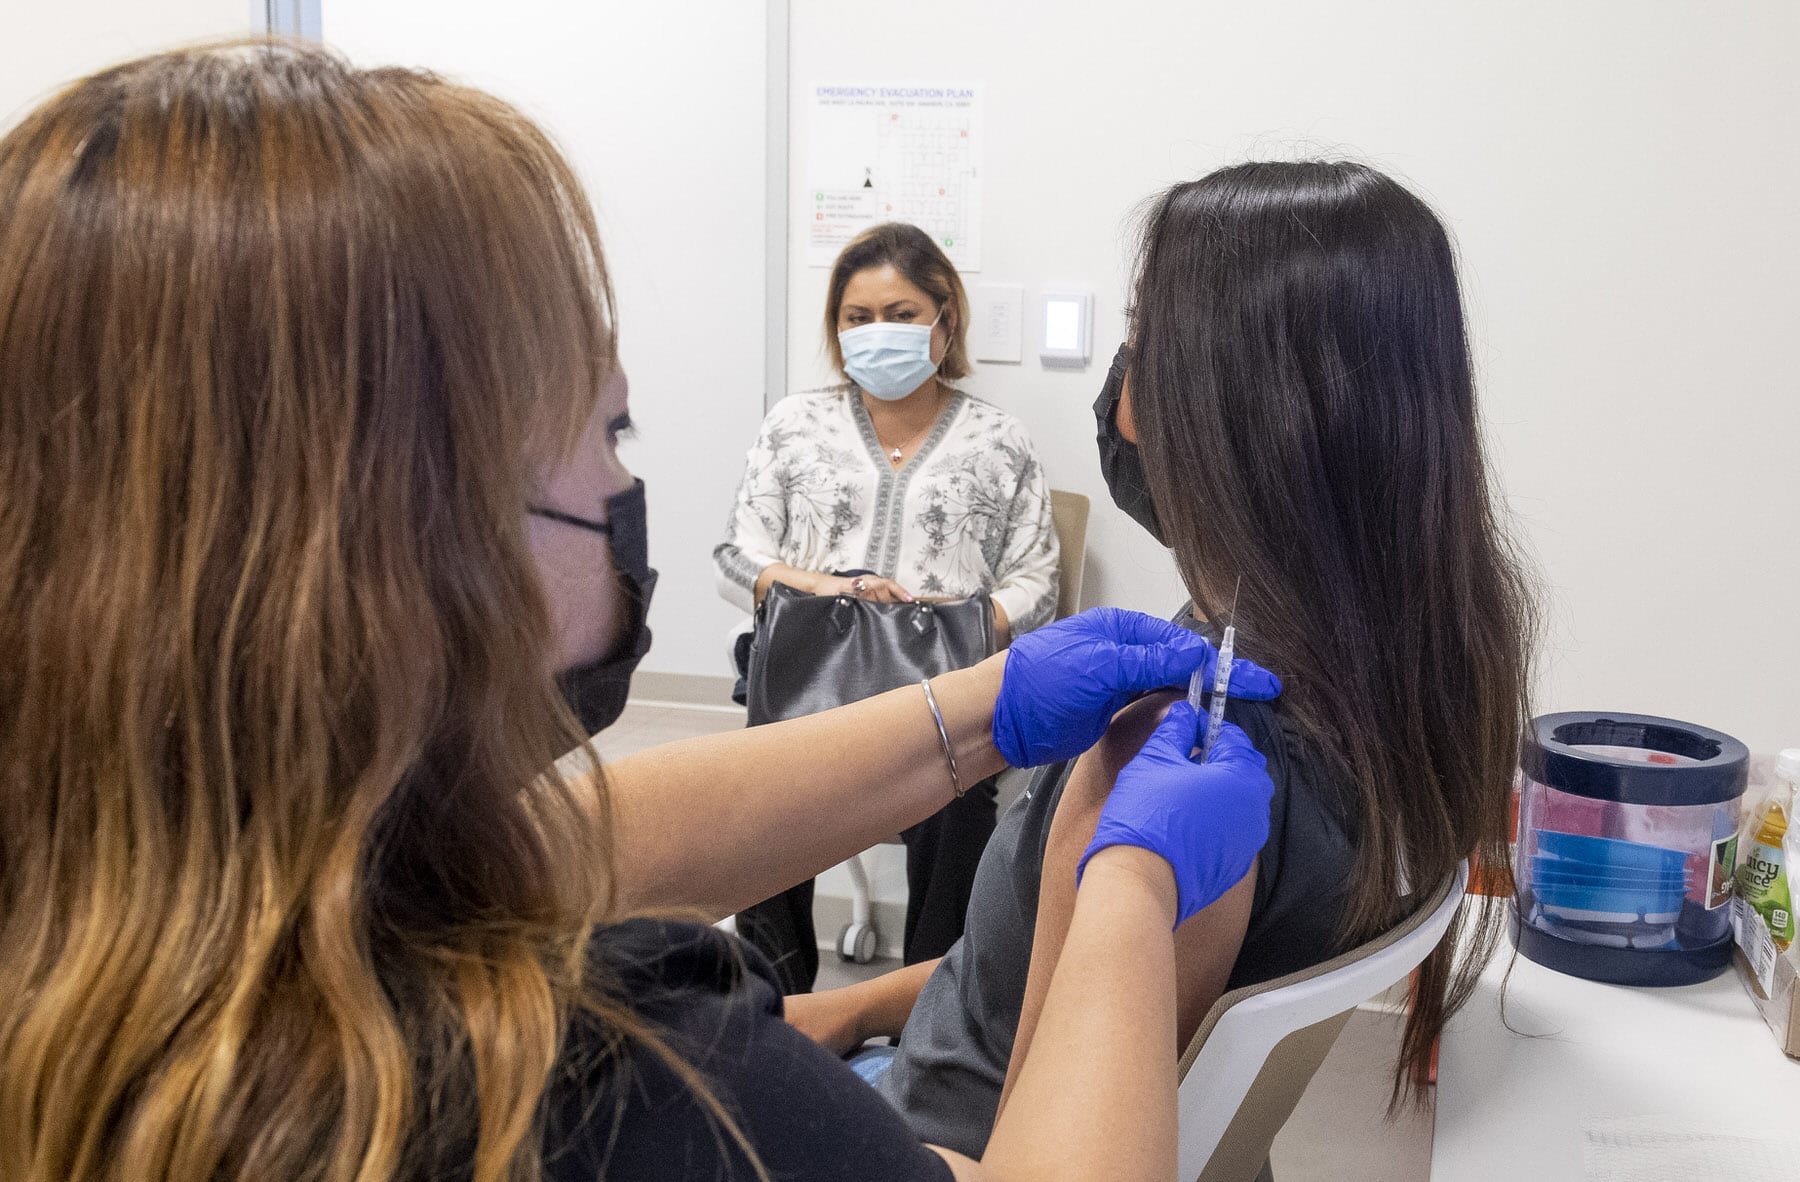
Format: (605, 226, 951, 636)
(1432, 933, 1800, 1181)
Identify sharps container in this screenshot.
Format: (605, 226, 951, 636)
(1514, 711, 1748, 986)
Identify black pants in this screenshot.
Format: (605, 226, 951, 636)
(898, 776, 998, 968)
(735, 777, 999, 994)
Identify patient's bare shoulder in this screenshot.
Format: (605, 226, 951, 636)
(1063, 690, 1183, 808)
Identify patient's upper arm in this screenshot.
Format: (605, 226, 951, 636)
(999, 694, 1257, 1117)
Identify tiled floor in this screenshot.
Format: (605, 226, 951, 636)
(606, 701, 1434, 1180)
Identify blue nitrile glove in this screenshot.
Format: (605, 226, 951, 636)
(1077, 706, 1273, 927)
(991, 606, 1281, 768)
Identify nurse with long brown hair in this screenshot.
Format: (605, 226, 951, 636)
(0, 42, 1282, 1182)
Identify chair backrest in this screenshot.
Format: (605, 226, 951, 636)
(1048, 489, 1090, 620)
(1175, 860, 1469, 1182)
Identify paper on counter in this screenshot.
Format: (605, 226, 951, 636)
(1583, 1114, 1800, 1182)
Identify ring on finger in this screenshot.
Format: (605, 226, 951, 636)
(851, 576, 867, 594)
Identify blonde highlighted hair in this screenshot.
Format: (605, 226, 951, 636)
(0, 40, 744, 1182)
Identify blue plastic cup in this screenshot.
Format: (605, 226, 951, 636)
(1532, 876, 1685, 918)
(1533, 830, 1689, 874)
(1530, 856, 1688, 888)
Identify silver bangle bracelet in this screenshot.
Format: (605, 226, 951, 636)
(919, 677, 964, 799)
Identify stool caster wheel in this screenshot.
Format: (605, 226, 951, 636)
(838, 921, 877, 964)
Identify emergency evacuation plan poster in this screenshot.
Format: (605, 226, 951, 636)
(805, 83, 983, 271)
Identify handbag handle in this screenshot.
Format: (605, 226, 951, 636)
(827, 594, 939, 638)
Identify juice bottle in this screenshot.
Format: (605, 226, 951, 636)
(1736, 750, 1796, 950)
(1787, 808, 1800, 969)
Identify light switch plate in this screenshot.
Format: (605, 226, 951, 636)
(972, 282, 1025, 363)
(1039, 288, 1093, 368)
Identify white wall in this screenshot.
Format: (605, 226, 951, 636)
(16, 2, 1789, 933)
(0, 0, 252, 129)
(3, 1, 765, 684)
(791, 0, 1800, 757)
(323, 1, 770, 684)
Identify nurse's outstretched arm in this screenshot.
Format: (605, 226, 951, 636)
(592, 607, 1265, 918)
(594, 656, 1006, 917)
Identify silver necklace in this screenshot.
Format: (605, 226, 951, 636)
(879, 420, 933, 464)
(873, 394, 944, 464)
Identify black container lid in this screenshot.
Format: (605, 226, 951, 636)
(1519, 711, 1748, 806)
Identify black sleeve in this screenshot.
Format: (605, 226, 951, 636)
(544, 919, 955, 1182)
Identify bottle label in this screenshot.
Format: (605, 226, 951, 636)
(1707, 832, 1739, 910)
(1732, 894, 1779, 996)
(1736, 839, 1794, 946)
(1742, 845, 1782, 893)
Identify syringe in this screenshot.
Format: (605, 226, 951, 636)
(1185, 578, 1239, 763)
(1199, 624, 1235, 763)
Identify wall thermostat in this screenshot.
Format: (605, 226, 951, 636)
(1039, 289, 1093, 368)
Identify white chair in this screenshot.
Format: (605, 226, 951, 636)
(1176, 860, 1470, 1182)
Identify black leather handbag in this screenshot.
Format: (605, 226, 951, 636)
(745, 581, 995, 727)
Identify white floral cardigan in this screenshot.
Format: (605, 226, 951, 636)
(713, 388, 1060, 637)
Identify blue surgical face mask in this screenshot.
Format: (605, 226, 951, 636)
(838, 311, 943, 401)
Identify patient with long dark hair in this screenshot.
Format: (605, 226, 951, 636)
(786, 160, 1537, 1157)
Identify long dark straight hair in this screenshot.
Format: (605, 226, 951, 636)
(1128, 161, 1536, 1098)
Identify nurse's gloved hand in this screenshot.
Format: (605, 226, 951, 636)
(991, 606, 1280, 768)
(1077, 706, 1273, 928)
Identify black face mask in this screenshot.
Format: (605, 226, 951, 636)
(1093, 343, 1167, 546)
(530, 477, 658, 735)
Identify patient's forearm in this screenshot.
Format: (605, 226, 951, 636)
(849, 957, 939, 1039)
(784, 956, 941, 1055)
